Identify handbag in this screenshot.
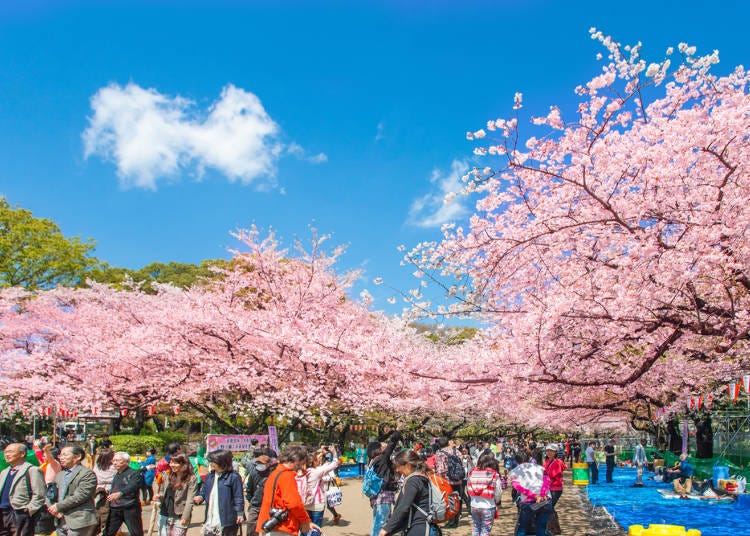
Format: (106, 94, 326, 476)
(325, 481, 343, 508)
(528, 498, 550, 511)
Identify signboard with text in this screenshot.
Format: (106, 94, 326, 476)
(205, 434, 269, 452)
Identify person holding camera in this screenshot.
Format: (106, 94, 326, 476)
(302, 445, 339, 529)
(256, 446, 317, 536)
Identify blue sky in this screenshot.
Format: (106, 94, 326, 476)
(1, 0, 748, 315)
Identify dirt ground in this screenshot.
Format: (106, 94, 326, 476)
(137, 473, 622, 536)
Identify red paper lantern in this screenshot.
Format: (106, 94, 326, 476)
(172, 405, 180, 415)
(148, 406, 155, 416)
(120, 408, 128, 417)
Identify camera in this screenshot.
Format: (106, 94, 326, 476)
(261, 507, 288, 532)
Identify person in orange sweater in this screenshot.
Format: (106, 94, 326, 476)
(256, 446, 317, 536)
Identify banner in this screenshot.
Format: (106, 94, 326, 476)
(728, 382, 741, 401)
(205, 434, 268, 452)
(743, 375, 750, 394)
(268, 426, 279, 455)
(681, 418, 688, 455)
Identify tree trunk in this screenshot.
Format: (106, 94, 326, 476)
(133, 408, 145, 435)
(189, 403, 242, 434)
(278, 417, 303, 445)
(247, 411, 269, 434)
(693, 412, 713, 458)
(667, 416, 682, 454)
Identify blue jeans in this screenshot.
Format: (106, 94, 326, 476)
(588, 462, 599, 484)
(516, 501, 552, 536)
(371, 503, 391, 536)
(304, 510, 324, 536)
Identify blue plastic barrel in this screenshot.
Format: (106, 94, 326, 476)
(713, 465, 729, 484)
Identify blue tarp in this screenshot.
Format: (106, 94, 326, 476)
(584, 467, 750, 536)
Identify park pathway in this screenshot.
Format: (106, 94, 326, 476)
(142, 472, 625, 536)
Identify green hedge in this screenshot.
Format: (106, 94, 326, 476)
(110, 432, 188, 455)
(154, 431, 186, 447)
(110, 434, 162, 455)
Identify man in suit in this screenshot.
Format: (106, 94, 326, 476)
(0, 443, 46, 536)
(47, 445, 97, 536)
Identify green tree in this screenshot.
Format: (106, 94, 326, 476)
(90, 259, 228, 293)
(0, 198, 98, 289)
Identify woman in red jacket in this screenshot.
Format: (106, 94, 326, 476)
(542, 444, 566, 509)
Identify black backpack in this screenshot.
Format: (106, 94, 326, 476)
(35, 480, 58, 535)
(446, 452, 466, 481)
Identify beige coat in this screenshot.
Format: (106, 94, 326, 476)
(53, 464, 98, 530)
(155, 473, 198, 525)
(0, 462, 46, 515)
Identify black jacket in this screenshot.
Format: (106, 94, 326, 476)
(110, 467, 144, 508)
(372, 430, 401, 492)
(382, 473, 430, 536)
(244, 465, 272, 508)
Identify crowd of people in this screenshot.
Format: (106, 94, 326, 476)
(0, 431, 664, 536)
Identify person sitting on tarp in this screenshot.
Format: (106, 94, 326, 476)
(664, 454, 694, 498)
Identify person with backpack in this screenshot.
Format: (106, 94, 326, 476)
(377, 450, 438, 536)
(510, 451, 552, 536)
(364, 428, 401, 536)
(466, 452, 502, 536)
(434, 437, 464, 528)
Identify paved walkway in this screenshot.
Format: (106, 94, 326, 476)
(137, 473, 624, 536)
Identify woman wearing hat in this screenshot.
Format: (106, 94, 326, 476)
(542, 444, 566, 509)
(543, 444, 566, 535)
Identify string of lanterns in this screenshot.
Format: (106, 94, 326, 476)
(652, 374, 750, 421)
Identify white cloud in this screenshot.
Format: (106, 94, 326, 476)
(407, 159, 471, 228)
(375, 121, 385, 142)
(286, 142, 327, 164)
(83, 82, 324, 190)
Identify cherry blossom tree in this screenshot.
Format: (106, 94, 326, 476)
(405, 31, 750, 428)
(0, 228, 462, 429)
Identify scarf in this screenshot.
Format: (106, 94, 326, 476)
(203, 474, 222, 536)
